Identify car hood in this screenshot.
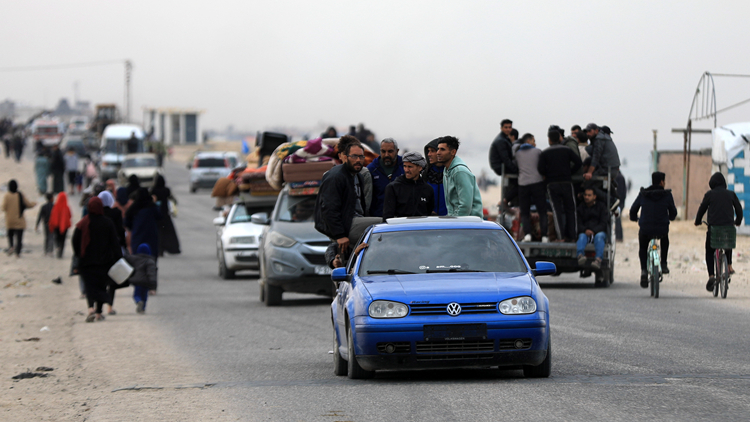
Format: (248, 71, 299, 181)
(123, 168, 159, 176)
(360, 272, 533, 302)
(272, 221, 329, 244)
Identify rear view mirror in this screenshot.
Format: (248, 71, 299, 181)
(212, 217, 226, 226)
(250, 212, 270, 225)
(532, 261, 556, 276)
(331, 267, 350, 282)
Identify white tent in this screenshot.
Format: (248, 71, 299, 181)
(712, 122, 750, 169)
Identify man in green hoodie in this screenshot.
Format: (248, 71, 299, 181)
(436, 136, 483, 218)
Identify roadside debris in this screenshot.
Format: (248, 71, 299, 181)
(12, 372, 48, 380)
(51, 277, 62, 285)
(35, 367, 54, 372)
(40, 326, 50, 332)
(17, 337, 40, 342)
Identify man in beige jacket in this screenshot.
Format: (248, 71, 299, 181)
(3, 179, 36, 257)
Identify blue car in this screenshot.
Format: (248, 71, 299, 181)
(330, 216, 556, 379)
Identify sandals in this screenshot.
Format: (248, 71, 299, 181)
(85, 313, 96, 323)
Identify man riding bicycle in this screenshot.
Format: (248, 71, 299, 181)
(694, 172, 743, 292)
(629, 172, 677, 288)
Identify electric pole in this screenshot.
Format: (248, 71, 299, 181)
(125, 60, 132, 123)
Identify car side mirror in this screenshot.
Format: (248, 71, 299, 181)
(250, 212, 270, 225)
(331, 267, 350, 282)
(532, 261, 556, 276)
(212, 217, 226, 226)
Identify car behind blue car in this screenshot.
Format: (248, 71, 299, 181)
(330, 216, 556, 379)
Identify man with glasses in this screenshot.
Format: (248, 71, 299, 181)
(367, 138, 404, 217)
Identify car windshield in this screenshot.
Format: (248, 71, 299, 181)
(197, 158, 226, 168)
(230, 204, 276, 224)
(123, 157, 157, 167)
(275, 193, 316, 223)
(226, 156, 238, 168)
(104, 138, 144, 154)
(358, 229, 527, 275)
(36, 126, 59, 135)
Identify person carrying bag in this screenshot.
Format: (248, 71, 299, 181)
(125, 243, 157, 314)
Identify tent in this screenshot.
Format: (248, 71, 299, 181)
(712, 122, 750, 233)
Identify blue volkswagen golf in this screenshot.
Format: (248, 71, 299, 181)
(330, 216, 555, 379)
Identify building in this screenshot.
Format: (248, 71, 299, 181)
(653, 149, 713, 221)
(142, 107, 204, 145)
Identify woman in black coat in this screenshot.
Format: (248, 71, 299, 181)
(72, 197, 122, 322)
(125, 188, 161, 290)
(150, 175, 181, 256)
(98, 191, 128, 314)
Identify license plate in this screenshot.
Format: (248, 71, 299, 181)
(203, 172, 218, 177)
(314, 265, 332, 275)
(239, 251, 257, 257)
(424, 324, 488, 341)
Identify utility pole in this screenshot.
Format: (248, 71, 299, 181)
(651, 130, 658, 172)
(124, 60, 132, 123)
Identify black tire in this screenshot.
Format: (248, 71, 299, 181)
(347, 323, 374, 379)
(713, 259, 720, 297)
(652, 261, 659, 299)
(190, 186, 197, 194)
(258, 281, 265, 302)
(333, 326, 348, 376)
(218, 251, 235, 280)
(264, 281, 282, 306)
(608, 259, 615, 285)
(649, 271, 655, 297)
(258, 260, 266, 302)
(720, 253, 729, 299)
(523, 336, 551, 378)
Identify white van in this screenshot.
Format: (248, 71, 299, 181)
(100, 124, 146, 180)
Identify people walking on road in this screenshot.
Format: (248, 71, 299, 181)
(367, 138, 404, 217)
(72, 197, 123, 322)
(3, 180, 36, 257)
(126, 243, 157, 314)
(34, 151, 50, 194)
(36, 193, 55, 256)
(48, 192, 72, 259)
(538, 129, 582, 241)
(694, 172, 743, 292)
(576, 187, 609, 269)
(12, 129, 24, 162)
(423, 138, 448, 216)
(126, 175, 140, 199)
(98, 190, 127, 314)
(115, 186, 130, 217)
(382, 152, 434, 219)
(125, 188, 161, 291)
(615, 171, 628, 241)
(489, 119, 518, 209)
(150, 175, 181, 256)
(515, 133, 548, 242)
(629, 172, 678, 288)
(437, 136, 483, 218)
(64, 149, 79, 195)
(49, 144, 66, 194)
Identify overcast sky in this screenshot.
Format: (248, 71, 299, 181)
(3, 0, 750, 181)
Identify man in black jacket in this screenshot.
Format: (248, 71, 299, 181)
(538, 129, 582, 241)
(576, 187, 609, 269)
(314, 138, 367, 257)
(382, 152, 434, 220)
(694, 172, 743, 291)
(629, 172, 678, 288)
(489, 119, 518, 207)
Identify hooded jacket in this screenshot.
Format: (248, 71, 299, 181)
(382, 175, 435, 219)
(694, 172, 743, 226)
(629, 185, 678, 236)
(367, 155, 404, 217)
(315, 163, 366, 240)
(443, 156, 483, 218)
(589, 131, 621, 173)
(423, 139, 447, 216)
(577, 199, 609, 234)
(489, 132, 518, 176)
(125, 245, 157, 289)
(2, 186, 36, 230)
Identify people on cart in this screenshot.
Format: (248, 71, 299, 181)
(629, 172, 677, 288)
(693, 172, 743, 292)
(382, 152, 434, 220)
(538, 129, 582, 241)
(515, 133, 548, 242)
(576, 187, 609, 270)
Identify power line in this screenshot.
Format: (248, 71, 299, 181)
(0, 59, 125, 72)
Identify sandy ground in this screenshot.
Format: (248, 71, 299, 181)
(0, 158, 236, 421)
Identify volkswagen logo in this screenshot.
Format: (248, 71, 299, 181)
(446, 302, 462, 316)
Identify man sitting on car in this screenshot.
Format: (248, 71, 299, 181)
(576, 187, 609, 270)
(382, 152, 434, 220)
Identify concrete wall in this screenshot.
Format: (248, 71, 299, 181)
(656, 150, 712, 220)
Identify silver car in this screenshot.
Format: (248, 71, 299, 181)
(214, 199, 277, 279)
(255, 186, 332, 306)
(188, 152, 234, 193)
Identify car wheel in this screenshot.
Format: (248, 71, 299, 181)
(347, 322, 374, 379)
(219, 250, 235, 280)
(258, 260, 267, 302)
(264, 281, 282, 306)
(333, 325, 348, 376)
(523, 336, 551, 378)
(190, 185, 197, 194)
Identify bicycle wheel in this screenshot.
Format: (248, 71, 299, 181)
(713, 252, 720, 297)
(720, 252, 729, 299)
(652, 261, 660, 299)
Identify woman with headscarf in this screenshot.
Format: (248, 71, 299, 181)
(115, 186, 130, 218)
(98, 190, 128, 315)
(48, 192, 72, 258)
(125, 188, 161, 290)
(150, 175, 181, 256)
(2, 180, 36, 257)
(72, 197, 122, 322)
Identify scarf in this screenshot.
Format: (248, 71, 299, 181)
(76, 197, 103, 257)
(49, 192, 72, 233)
(423, 165, 444, 185)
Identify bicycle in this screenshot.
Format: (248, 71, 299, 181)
(703, 221, 734, 299)
(646, 237, 662, 298)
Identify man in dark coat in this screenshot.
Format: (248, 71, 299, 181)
(615, 171, 628, 241)
(576, 187, 609, 270)
(367, 138, 404, 217)
(629, 172, 678, 288)
(315, 138, 367, 257)
(694, 172, 743, 291)
(49, 144, 66, 194)
(382, 152, 434, 219)
(489, 119, 518, 207)
(538, 129, 582, 241)
(423, 138, 447, 216)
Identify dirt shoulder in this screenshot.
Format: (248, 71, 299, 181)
(0, 158, 235, 421)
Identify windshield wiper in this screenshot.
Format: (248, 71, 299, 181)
(367, 269, 416, 275)
(425, 268, 485, 273)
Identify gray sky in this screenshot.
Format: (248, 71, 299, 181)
(3, 0, 750, 183)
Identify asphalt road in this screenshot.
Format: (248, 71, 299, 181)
(144, 161, 750, 421)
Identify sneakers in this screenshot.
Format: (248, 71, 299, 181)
(640, 270, 649, 288)
(662, 264, 669, 275)
(522, 234, 532, 242)
(591, 258, 602, 270)
(706, 276, 716, 292)
(136, 301, 145, 314)
(577, 255, 587, 266)
(541, 236, 549, 243)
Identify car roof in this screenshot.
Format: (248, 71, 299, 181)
(372, 216, 501, 234)
(124, 153, 157, 159)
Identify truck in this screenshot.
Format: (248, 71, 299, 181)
(31, 119, 63, 147)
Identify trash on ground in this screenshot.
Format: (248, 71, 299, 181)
(51, 277, 62, 285)
(40, 326, 50, 332)
(35, 367, 54, 372)
(12, 372, 48, 380)
(21, 337, 40, 342)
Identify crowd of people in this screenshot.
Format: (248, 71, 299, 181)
(0, 118, 27, 162)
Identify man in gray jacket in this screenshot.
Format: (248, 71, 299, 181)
(583, 123, 620, 182)
(515, 133, 548, 242)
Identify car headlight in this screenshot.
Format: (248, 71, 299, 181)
(268, 232, 297, 248)
(498, 297, 537, 315)
(229, 236, 256, 245)
(369, 300, 409, 318)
